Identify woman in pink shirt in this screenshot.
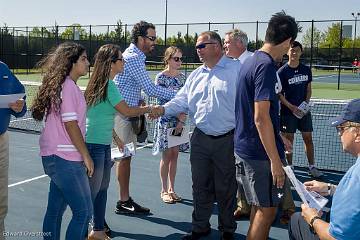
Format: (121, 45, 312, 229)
(32, 42, 93, 240)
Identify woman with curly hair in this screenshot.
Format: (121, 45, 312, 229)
(84, 44, 151, 240)
(32, 42, 93, 240)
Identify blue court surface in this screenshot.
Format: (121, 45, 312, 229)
(6, 130, 344, 239)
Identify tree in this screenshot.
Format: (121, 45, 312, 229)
(319, 23, 342, 48)
(302, 27, 324, 48)
(60, 24, 88, 40)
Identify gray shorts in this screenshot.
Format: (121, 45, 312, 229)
(113, 114, 137, 161)
(235, 153, 286, 207)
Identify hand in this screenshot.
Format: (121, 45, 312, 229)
(301, 203, 322, 225)
(304, 180, 328, 195)
(9, 99, 25, 113)
(271, 160, 285, 189)
(148, 105, 164, 119)
(290, 104, 304, 118)
(280, 134, 293, 153)
(177, 112, 187, 123)
(83, 156, 94, 178)
(115, 138, 124, 152)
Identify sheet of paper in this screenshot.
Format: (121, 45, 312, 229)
(283, 166, 328, 212)
(0, 93, 25, 108)
(167, 127, 190, 148)
(294, 101, 311, 119)
(111, 143, 135, 161)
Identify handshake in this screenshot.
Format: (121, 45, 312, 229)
(147, 105, 165, 119)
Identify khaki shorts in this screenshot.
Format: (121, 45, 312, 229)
(114, 114, 137, 145)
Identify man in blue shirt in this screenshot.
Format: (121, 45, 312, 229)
(113, 21, 176, 215)
(151, 31, 240, 240)
(278, 41, 323, 178)
(0, 61, 26, 237)
(234, 11, 299, 239)
(289, 98, 360, 240)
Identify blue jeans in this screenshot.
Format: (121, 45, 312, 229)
(86, 143, 113, 231)
(42, 155, 92, 240)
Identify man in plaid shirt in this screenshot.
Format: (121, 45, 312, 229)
(113, 21, 176, 215)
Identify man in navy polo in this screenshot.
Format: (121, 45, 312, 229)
(0, 61, 26, 238)
(234, 12, 299, 239)
(278, 41, 322, 178)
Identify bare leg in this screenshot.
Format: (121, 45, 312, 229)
(167, 146, 179, 193)
(247, 206, 277, 240)
(283, 133, 295, 165)
(301, 132, 314, 166)
(160, 150, 171, 193)
(116, 157, 131, 201)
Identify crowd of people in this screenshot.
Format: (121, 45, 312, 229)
(0, 10, 359, 240)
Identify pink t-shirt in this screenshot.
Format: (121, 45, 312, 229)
(39, 77, 86, 161)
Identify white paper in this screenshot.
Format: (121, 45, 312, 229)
(283, 166, 328, 212)
(0, 93, 25, 108)
(167, 127, 190, 148)
(111, 143, 135, 161)
(294, 101, 311, 119)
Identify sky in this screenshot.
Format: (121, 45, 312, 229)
(1, 0, 359, 41)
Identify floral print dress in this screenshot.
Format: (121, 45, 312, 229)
(152, 72, 189, 155)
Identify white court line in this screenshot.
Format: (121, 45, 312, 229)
(8, 143, 154, 188)
(8, 174, 47, 188)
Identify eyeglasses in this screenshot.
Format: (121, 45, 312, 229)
(195, 42, 217, 49)
(172, 57, 183, 62)
(143, 35, 157, 42)
(336, 124, 358, 135)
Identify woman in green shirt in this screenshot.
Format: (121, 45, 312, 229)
(84, 44, 151, 240)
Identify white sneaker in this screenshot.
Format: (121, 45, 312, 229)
(309, 167, 323, 178)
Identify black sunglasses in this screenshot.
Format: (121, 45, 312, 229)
(112, 57, 123, 63)
(195, 42, 217, 49)
(172, 57, 183, 62)
(143, 35, 157, 42)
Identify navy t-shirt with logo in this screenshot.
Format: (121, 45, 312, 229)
(234, 51, 285, 161)
(278, 63, 312, 116)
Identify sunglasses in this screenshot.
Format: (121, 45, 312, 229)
(172, 57, 183, 62)
(195, 42, 217, 49)
(113, 57, 123, 63)
(143, 35, 157, 42)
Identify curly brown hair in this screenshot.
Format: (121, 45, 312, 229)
(31, 42, 86, 121)
(84, 44, 121, 106)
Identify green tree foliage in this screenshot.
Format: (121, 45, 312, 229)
(302, 27, 325, 48)
(319, 23, 342, 48)
(60, 24, 88, 40)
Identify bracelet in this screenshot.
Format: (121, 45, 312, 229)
(309, 215, 321, 233)
(327, 183, 331, 196)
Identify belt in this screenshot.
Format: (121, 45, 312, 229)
(199, 128, 235, 139)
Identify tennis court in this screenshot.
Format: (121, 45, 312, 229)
(6, 129, 347, 239)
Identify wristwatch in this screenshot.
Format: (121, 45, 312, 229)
(310, 215, 321, 233)
(327, 183, 332, 195)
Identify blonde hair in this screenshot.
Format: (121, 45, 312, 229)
(163, 46, 182, 66)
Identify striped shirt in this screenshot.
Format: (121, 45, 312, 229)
(39, 77, 86, 161)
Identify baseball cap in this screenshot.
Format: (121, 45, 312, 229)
(330, 99, 360, 127)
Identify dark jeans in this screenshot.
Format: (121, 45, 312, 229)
(288, 212, 320, 240)
(86, 143, 113, 231)
(190, 128, 237, 233)
(42, 155, 92, 240)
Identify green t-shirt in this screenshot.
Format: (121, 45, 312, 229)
(86, 80, 123, 144)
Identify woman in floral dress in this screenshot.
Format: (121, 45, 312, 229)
(152, 46, 189, 204)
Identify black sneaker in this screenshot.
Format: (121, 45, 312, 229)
(115, 197, 150, 215)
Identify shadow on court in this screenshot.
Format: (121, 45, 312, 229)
(6, 130, 344, 239)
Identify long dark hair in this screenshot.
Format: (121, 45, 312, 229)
(85, 44, 121, 106)
(31, 42, 86, 121)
